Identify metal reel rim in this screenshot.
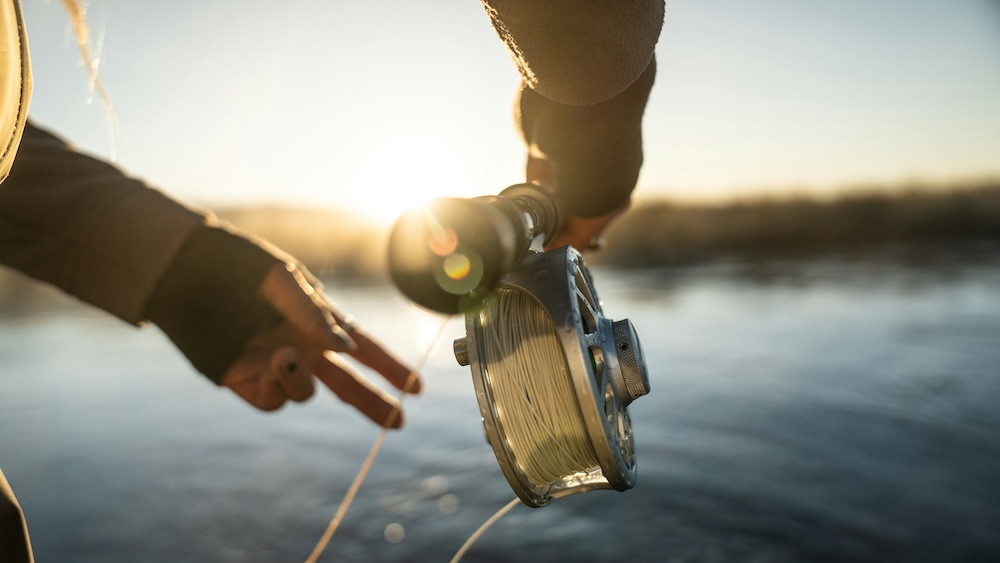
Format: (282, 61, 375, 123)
(464, 247, 638, 506)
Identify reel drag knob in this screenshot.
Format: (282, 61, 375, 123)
(610, 319, 650, 407)
(453, 337, 470, 367)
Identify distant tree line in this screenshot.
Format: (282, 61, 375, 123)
(4, 181, 999, 301)
(593, 180, 1000, 267)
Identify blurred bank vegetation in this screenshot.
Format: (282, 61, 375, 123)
(594, 180, 1000, 267)
(215, 206, 388, 278)
(217, 180, 1000, 274)
(2, 180, 999, 303)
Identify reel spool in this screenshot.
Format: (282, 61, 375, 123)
(388, 184, 650, 507)
(455, 246, 649, 507)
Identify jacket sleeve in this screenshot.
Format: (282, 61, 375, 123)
(482, 0, 662, 218)
(0, 121, 286, 383)
(0, 121, 205, 323)
(480, 0, 664, 106)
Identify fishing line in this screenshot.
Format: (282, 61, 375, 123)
(60, 0, 119, 160)
(449, 497, 520, 563)
(304, 317, 449, 563)
(478, 288, 599, 484)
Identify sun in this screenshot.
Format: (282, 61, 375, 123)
(342, 129, 486, 224)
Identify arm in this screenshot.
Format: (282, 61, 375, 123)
(481, 0, 663, 250)
(0, 121, 419, 426)
(0, 121, 203, 322)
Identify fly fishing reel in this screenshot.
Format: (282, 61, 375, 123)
(388, 184, 650, 507)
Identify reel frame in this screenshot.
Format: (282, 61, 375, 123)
(460, 246, 639, 507)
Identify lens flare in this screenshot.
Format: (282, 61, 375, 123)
(428, 227, 458, 257)
(443, 253, 472, 280)
(433, 248, 483, 295)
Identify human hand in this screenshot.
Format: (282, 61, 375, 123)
(220, 263, 420, 428)
(544, 202, 629, 252)
(527, 154, 630, 252)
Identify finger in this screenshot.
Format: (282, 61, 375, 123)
(313, 351, 406, 429)
(222, 354, 287, 412)
(341, 326, 422, 395)
(259, 264, 356, 353)
(271, 347, 315, 402)
(544, 205, 626, 252)
(250, 371, 288, 411)
(323, 307, 422, 394)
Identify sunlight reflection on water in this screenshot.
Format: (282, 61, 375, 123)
(1, 254, 999, 562)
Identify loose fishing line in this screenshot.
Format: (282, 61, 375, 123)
(449, 497, 520, 563)
(304, 318, 448, 563)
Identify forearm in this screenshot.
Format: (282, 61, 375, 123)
(0, 121, 205, 323)
(0, 122, 294, 382)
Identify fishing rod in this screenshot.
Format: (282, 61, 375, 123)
(387, 183, 651, 507)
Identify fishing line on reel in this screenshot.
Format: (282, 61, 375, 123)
(477, 288, 599, 485)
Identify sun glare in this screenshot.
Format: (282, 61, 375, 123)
(344, 130, 484, 224)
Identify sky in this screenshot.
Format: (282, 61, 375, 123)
(18, 0, 1000, 221)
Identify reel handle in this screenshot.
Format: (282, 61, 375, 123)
(387, 183, 561, 314)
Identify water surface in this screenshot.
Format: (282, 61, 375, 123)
(1, 254, 999, 562)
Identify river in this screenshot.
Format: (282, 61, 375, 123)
(2, 250, 999, 562)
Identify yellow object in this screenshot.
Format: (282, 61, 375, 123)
(0, 0, 30, 183)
